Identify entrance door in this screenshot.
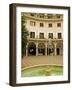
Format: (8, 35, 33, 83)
(57, 48, 60, 55)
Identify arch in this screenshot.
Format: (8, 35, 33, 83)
(28, 42, 36, 56)
(56, 42, 63, 55)
(38, 43, 45, 55)
(47, 42, 54, 55)
(56, 42, 63, 48)
(38, 43, 45, 49)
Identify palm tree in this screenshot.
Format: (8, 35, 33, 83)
(21, 15, 29, 58)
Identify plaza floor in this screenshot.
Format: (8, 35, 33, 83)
(21, 56, 63, 68)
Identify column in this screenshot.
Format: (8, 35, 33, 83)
(36, 42, 38, 56)
(26, 44, 28, 56)
(60, 47, 63, 55)
(54, 43, 57, 56)
(45, 42, 47, 56)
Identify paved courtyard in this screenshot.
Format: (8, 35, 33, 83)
(21, 56, 63, 68)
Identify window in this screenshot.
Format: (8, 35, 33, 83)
(47, 14, 53, 19)
(57, 15, 60, 18)
(48, 23, 52, 27)
(48, 16, 52, 19)
(30, 21, 36, 26)
(39, 14, 44, 18)
(30, 32, 35, 38)
(40, 23, 44, 27)
(57, 23, 61, 27)
(30, 13, 34, 16)
(58, 33, 62, 39)
(48, 33, 53, 39)
(39, 33, 44, 39)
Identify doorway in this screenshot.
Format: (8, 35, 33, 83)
(57, 48, 60, 55)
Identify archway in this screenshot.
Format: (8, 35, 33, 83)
(56, 42, 63, 55)
(38, 43, 45, 55)
(28, 42, 36, 56)
(57, 48, 60, 55)
(47, 42, 54, 55)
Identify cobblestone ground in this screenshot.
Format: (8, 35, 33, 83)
(21, 56, 63, 68)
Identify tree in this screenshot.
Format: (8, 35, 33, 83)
(21, 15, 29, 58)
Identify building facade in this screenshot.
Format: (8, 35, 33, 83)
(22, 13, 63, 56)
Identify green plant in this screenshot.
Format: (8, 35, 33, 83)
(21, 15, 29, 58)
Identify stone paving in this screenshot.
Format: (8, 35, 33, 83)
(21, 56, 63, 68)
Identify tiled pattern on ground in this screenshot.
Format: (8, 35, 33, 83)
(21, 56, 63, 68)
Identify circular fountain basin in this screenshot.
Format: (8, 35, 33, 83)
(21, 65, 63, 77)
